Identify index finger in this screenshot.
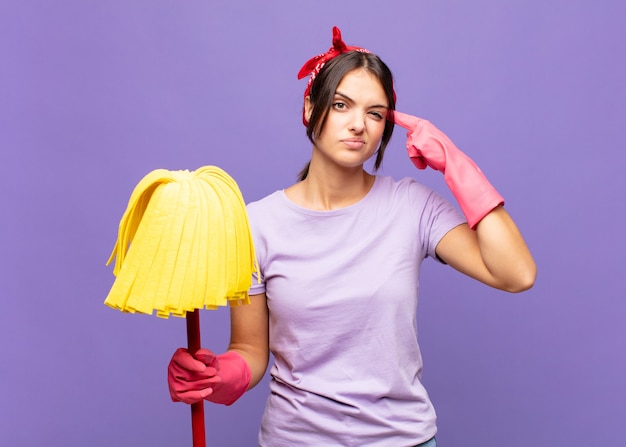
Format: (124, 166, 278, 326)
(392, 111, 422, 130)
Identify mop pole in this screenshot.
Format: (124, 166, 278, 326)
(186, 310, 206, 447)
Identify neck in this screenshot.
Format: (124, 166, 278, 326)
(287, 160, 375, 211)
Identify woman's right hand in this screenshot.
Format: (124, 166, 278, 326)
(168, 347, 221, 404)
(168, 347, 252, 405)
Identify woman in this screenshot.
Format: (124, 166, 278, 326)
(168, 27, 536, 447)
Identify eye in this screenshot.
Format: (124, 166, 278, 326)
(368, 110, 384, 120)
(332, 102, 348, 111)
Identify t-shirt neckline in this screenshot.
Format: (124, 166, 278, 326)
(278, 175, 382, 216)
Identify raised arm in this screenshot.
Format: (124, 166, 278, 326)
(393, 111, 536, 292)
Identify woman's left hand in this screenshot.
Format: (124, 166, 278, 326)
(393, 110, 504, 229)
(393, 111, 448, 171)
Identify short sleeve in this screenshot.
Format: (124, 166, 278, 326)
(407, 180, 466, 262)
(246, 200, 267, 296)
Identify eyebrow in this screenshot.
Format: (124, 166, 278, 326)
(334, 91, 389, 109)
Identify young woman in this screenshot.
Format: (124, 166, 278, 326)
(167, 27, 536, 447)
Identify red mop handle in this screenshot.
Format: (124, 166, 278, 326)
(186, 310, 206, 447)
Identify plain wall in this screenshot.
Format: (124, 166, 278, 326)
(1, 0, 624, 446)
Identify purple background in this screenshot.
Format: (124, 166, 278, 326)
(1, 1, 625, 445)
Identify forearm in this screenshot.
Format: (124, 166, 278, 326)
(474, 206, 536, 292)
(228, 292, 270, 390)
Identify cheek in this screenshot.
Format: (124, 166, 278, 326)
(324, 114, 349, 134)
(371, 122, 386, 142)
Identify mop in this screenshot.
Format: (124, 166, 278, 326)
(104, 165, 258, 447)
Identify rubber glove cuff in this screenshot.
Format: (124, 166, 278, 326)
(203, 351, 251, 406)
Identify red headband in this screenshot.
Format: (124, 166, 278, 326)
(297, 26, 370, 126)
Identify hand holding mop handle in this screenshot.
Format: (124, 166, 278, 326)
(168, 319, 251, 447)
(168, 345, 252, 406)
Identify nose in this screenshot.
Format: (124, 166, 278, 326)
(349, 112, 365, 134)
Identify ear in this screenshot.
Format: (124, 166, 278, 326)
(304, 96, 313, 123)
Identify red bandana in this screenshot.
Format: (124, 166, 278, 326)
(297, 26, 370, 125)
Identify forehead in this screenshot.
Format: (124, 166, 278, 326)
(336, 68, 388, 106)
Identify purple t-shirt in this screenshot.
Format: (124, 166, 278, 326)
(247, 176, 466, 446)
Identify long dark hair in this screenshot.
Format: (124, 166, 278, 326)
(298, 51, 396, 181)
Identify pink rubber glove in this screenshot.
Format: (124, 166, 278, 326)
(393, 111, 504, 229)
(168, 348, 251, 406)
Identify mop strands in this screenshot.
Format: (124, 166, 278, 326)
(104, 165, 259, 318)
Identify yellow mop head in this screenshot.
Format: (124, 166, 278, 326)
(104, 166, 259, 318)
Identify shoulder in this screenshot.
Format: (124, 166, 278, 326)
(374, 175, 464, 226)
(246, 190, 283, 215)
(374, 174, 428, 190)
(245, 189, 302, 237)
(373, 175, 436, 203)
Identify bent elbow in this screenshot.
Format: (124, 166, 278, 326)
(505, 264, 537, 293)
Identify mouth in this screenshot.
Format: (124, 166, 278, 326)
(341, 138, 366, 149)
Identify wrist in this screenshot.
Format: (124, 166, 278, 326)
(207, 351, 251, 406)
